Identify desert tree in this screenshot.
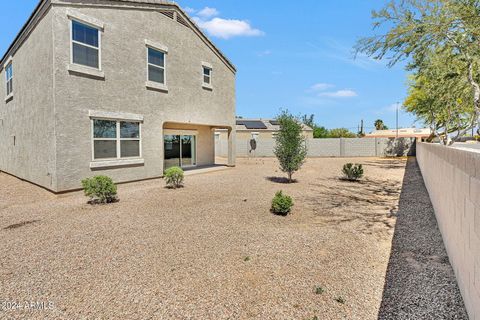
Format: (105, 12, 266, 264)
(356, 0, 480, 143)
(273, 110, 308, 182)
(404, 49, 475, 144)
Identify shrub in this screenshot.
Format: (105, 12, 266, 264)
(315, 286, 324, 295)
(164, 166, 184, 188)
(81, 175, 118, 204)
(335, 296, 345, 304)
(271, 191, 293, 215)
(342, 163, 364, 181)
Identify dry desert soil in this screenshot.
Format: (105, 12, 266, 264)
(0, 157, 466, 319)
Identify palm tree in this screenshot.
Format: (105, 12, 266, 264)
(374, 119, 387, 130)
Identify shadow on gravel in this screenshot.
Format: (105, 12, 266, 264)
(377, 157, 468, 319)
(265, 176, 298, 184)
(4, 220, 40, 230)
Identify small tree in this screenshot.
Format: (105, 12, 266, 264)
(273, 110, 307, 182)
(328, 128, 356, 138)
(313, 126, 329, 138)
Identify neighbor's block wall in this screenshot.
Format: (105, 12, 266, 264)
(417, 143, 480, 320)
(216, 137, 415, 158)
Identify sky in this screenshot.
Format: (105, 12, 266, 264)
(0, 0, 418, 132)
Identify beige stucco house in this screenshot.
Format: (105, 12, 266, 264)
(366, 128, 431, 141)
(0, 0, 236, 192)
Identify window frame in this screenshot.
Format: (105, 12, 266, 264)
(70, 19, 102, 70)
(146, 46, 167, 85)
(202, 66, 212, 86)
(91, 118, 142, 161)
(5, 62, 13, 97)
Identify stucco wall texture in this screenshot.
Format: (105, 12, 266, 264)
(0, 1, 236, 192)
(0, 8, 56, 190)
(417, 143, 480, 320)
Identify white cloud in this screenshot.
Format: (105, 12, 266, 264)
(257, 50, 272, 57)
(193, 17, 264, 39)
(197, 7, 220, 18)
(318, 90, 358, 98)
(310, 83, 334, 91)
(183, 7, 196, 14)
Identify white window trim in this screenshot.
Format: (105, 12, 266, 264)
(67, 10, 105, 30)
(145, 39, 168, 53)
(90, 158, 144, 169)
(202, 62, 213, 89)
(69, 17, 103, 75)
(90, 117, 143, 166)
(88, 110, 144, 122)
(5, 59, 13, 101)
(145, 44, 167, 90)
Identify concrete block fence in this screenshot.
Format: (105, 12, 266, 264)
(417, 143, 480, 319)
(216, 137, 416, 158)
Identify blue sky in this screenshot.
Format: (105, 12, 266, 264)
(0, 1, 417, 132)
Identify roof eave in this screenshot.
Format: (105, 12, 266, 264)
(0, 0, 236, 74)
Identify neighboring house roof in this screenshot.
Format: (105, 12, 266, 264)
(235, 119, 313, 132)
(366, 128, 432, 138)
(0, 0, 236, 73)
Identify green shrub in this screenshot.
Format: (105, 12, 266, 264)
(335, 296, 345, 304)
(81, 175, 118, 204)
(164, 166, 184, 189)
(315, 286, 324, 295)
(342, 163, 364, 181)
(271, 191, 293, 215)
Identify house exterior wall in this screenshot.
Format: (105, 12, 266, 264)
(416, 143, 480, 319)
(49, 3, 235, 191)
(0, 2, 235, 192)
(0, 8, 57, 190)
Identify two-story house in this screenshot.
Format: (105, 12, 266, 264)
(0, 0, 236, 192)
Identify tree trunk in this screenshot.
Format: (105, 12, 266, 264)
(468, 60, 480, 129)
(288, 172, 292, 183)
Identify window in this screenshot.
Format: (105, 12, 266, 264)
(72, 20, 100, 69)
(5, 63, 13, 96)
(147, 47, 166, 84)
(203, 66, 211, 85)
(92, 119, 141, 160)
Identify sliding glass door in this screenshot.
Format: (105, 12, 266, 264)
(164, 134, 196, 169)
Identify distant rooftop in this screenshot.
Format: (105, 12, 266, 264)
(235, 119, 313, 131)
(366, 128, 432, 138)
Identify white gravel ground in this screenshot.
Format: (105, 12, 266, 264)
(0, 157, 425, 319)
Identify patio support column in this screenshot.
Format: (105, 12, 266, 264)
(227, 127, 236, 167)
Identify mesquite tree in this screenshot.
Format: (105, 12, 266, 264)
(356, 0, 480, 144)
(273, 110, 307, 182)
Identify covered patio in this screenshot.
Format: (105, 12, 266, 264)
(162, 122, 235, 171)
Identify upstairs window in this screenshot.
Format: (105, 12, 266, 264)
(93, 119, 141, 160)
(147, 47, 166, 84)
(72, 20, 100, 69)
(203, 66, 212, 85)
(5, 63, 13, 96)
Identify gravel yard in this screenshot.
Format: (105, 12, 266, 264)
(0, 157, 454, 319)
